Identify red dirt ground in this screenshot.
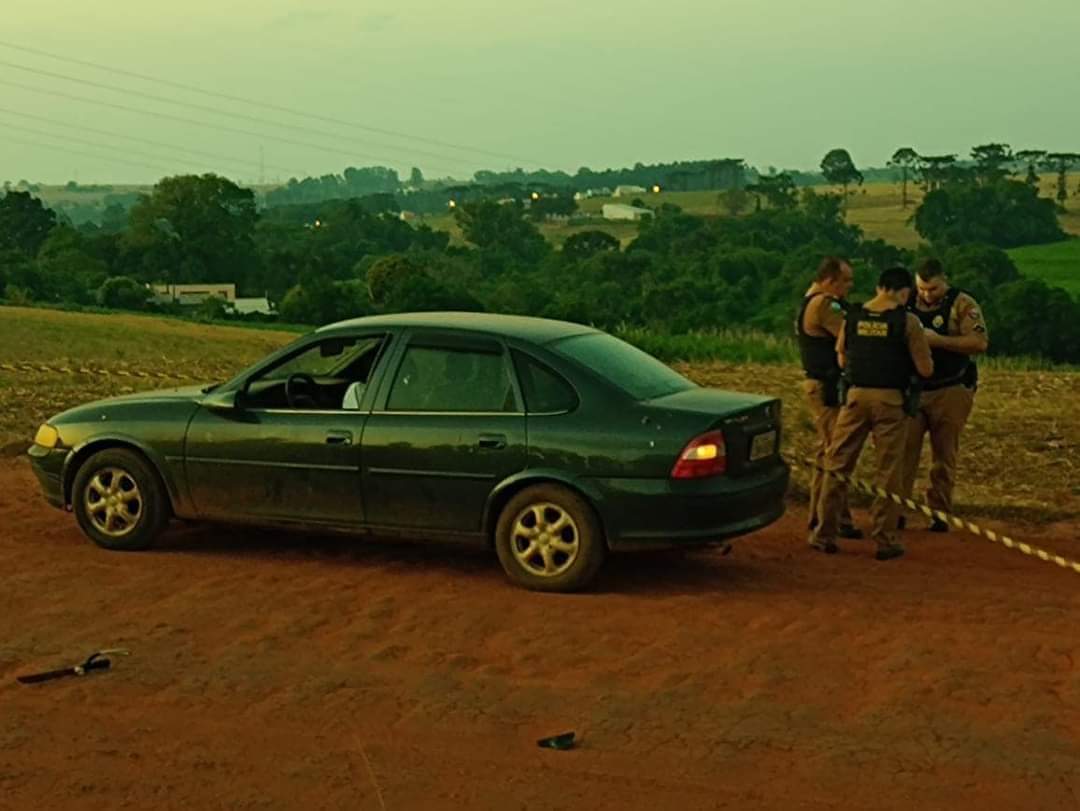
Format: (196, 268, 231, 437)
(2, 456, 1078, 810)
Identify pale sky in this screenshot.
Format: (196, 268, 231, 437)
(2, 0, 1078, 185)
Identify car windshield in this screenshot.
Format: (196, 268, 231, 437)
(551, 333, 695, 401)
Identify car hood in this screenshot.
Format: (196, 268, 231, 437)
(80, 384, 210, 407)
(48, 384, 210, 425)
(641, 386, 771, 417)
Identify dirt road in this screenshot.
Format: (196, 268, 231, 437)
(2, 457, 1078, 810)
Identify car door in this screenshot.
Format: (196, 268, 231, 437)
(184, 332, 391, 526)
(360, 330, 526, 535)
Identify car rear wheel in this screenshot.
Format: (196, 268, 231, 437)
(494, 484, 606, 592)
(72, 449, 170, 551)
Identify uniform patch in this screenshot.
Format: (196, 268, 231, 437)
(932, 315, 945, 328)
(856, 321, 889, 338)
(829, 300, 844, 313)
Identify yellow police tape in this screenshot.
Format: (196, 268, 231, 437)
(789, 455, 1080, 575)
(0, 360, 235, 383)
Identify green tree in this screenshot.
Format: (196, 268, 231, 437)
(454, 199, 549, 263)
(36, 226, 109, 304)
(913, 180, 1064, 248)
(917, 155, 959, 192)
(562, 230, 620, 261)
(409, 167, 425, 188)
(1044, 153, 1080, 209)
(366, 254, 424, 306)
(718, 186, 750, 217)
(98, 276, 151, 310)
(819, 148, 864, 211)
(126, 174, 260, 286)
(1014, 149, 1047, 189)
(527, 194, 577, 221)
(193, 295, 229, 322)
(0, 190, 57, 256)
(970, 143, 1013, 185)
(887, 148, 920, 208)
(749, 173, 797, 210)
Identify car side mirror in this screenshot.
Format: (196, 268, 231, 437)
(202, 389, 239, 411)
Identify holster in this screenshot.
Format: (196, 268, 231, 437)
(903, 376, 923, 417)
(836, 372, 850, 407)
(822, 371, 843, 408)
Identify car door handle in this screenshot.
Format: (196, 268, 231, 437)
(325, 430, 353, 446)
(477, 433, 507, 450)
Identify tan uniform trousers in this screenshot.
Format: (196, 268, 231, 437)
(801, 379, 854, 529)
(812, 388, 908, 547)
(902, 384, 975, 513)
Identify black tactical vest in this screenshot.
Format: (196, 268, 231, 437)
(796, 293, 842, 381)
(911, 287, 977, 391)
(844, 305, 913, 390)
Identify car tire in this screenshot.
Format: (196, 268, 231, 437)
(72, 448, 170, 551)
(494, 484, 606, 592)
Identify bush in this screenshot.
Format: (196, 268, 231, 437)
(97, 276, 151, 310)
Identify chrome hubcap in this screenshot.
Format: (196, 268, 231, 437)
(85, 467, 142, 538)
(510, 502, 580, 577)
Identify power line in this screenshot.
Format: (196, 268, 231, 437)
(0, 39, 544, 167)
(0, 79, 467, 177)
(0, 108, 301, 177)
(0, 121, 263, 181)
(0, 132, 177, 175)
(0, 59, 487, 171)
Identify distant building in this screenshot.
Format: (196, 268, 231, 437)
(149, 283, 236, 305)
(613, 185, 647, 198)
(602, 203, 653, 221)
(229, 297, 274, 316)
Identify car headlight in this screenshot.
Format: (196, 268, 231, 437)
(33, 424, 60, 449)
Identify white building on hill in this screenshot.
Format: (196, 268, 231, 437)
(602, 203, 653, 221)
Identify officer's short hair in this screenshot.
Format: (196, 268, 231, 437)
(815, 256, 850, 283)
(878, 265, 913, 292)
(915, 257, 945, 282)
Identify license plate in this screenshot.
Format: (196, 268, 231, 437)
(749, 430, 776, 461)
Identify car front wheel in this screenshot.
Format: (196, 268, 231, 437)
(72, 448, 170, 551)
(494, 484, 606, 592)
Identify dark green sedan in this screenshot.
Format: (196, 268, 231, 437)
(29, 313, 788, 591)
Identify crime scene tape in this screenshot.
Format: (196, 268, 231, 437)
(787, 455, 1080, 574)
(0, 361, 236, 383)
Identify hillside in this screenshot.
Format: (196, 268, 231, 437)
(1008, 238, 1080, 297)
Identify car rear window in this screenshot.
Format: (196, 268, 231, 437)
(550, 333, 695, 401)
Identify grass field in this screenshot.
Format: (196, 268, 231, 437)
(1008, 238, 1080, 296)
(2, 305, 1077, 523)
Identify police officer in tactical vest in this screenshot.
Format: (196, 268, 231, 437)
(796, 256, 863, 540)
(900, 258, 989, 531)
(809, 265, 933, 561)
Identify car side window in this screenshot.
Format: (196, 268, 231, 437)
(242, 334, 387, 410)
(387, 345, 516, 412)
(511, 350, 578, 413)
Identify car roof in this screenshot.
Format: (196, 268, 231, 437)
(316, 311, 599, 345)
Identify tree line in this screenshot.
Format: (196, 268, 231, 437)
(1, 144, 1078, 362)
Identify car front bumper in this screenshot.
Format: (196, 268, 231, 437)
(593, 461, 790, 549)
(27, 444, 69, 510)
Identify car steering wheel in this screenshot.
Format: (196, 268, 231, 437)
(285, 373, 319, 409)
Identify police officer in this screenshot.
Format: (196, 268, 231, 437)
(796, 256, 863, 539)
(809, 266, 933, 560)
(900, 258, 989, 531)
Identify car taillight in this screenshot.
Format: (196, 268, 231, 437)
(671, 430, 727, 479)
